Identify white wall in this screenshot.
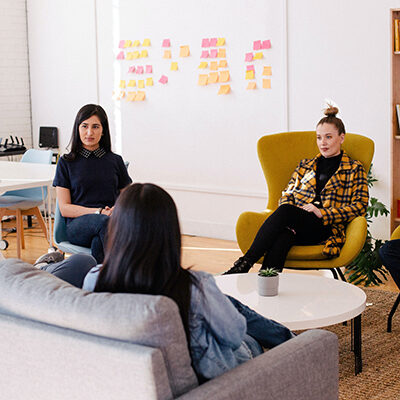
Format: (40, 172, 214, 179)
(26, 0, 395, 241)
(0, 0, 32, 147)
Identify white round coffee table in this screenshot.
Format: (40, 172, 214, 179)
(215, 272, 366, 374)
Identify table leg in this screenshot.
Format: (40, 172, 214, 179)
(46, 184, 53, 249)
(352, 314, 362, 375)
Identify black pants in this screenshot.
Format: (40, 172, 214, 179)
(244, 204, 332, 270)
(379, 239, 400, 290)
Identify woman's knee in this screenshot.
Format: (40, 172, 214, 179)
(68, 253, 98, 268)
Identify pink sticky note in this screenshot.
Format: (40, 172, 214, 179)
(136, 66, 144, 74)
(246, 65, 255, 71)
(210, 49, 218, 58)
(128, 66, 136, 73)
(210, 38, 217, 46)
(201, 50, 209, 58)
(145, 65, 153, 74)
(262, 40, 271, 49)
(202, 38, 210, 47)
(253, 40, 262, 50)
(116, 51, 125, 60)
(159, 75, 168, 84)
(245, 52, 253, 62)
(119, 40, 125, 49)
(162, 39, 171, 47)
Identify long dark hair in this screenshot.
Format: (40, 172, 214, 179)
(94, 183, 194, 338)
(63, 104, 112, 161)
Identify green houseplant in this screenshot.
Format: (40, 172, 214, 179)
(257, 268, 280, 296)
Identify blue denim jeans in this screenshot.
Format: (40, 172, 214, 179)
(66, 214, 109, 263)
(379, 239, 400, 289)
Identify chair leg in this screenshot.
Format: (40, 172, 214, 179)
(330, 268, 339, 280)
(387, 293, 400, 333)
(19, 212, 25, 249)
(336, 267, 347, 282)
(31, 207, 49, 244)
(15, 209, 22, 259)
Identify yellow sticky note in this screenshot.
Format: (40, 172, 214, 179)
(218, 85, 231, 95)
(135, 91, 146, 101)
(142, 38, 151, 46)
(219, 59, 227, 68)
(119, 80, 126, 88)
(138, 80, 145, 89)
(146, 77, 153, 86)
(133, 40, 140, 47)
(127, 92, 136, 101)
(218, 48, 226, 58)
(126, 52, 133, 60)
(132, 51, 140, 59)
(127, 80, 136, 87)
(179, 45, 190, 57)
(198, 74, 208, 86)
(123, 40, 132, 48)
(210, 61, 218, 71)
(140, 50, 148, 58)
(216, 38, 225, 46)
(219, 70, 230, 83)
(116, 91, 126, 100)
(163, 50, 171, 59)
(198, 61, 208, 69)
(263, 79, 271, 89)
(247, 82, 257, 90)
(208, 72, 219, 84)
(263, 66, 272, 76)
(171, 62, 178, 71)
(254, 52, 263, 60)
(245, 70, 255, 80)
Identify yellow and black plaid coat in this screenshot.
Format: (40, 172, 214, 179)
(278, 151, 369, 257)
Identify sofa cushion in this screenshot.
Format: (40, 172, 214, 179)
(0, 259, 198, 397)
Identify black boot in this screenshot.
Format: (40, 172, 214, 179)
(222, 257, 253, 275)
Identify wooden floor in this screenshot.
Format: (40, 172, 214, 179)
(1, 217, 398, 293)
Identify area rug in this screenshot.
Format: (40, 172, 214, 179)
(322, 288, 400, 400)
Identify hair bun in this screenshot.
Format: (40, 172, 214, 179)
(324, 105, 339, 117)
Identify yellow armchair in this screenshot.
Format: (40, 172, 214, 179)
(236, 131, 374, 273)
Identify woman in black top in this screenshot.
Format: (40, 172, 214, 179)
(53, 104, 132, 262)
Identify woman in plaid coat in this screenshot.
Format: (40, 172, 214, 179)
(224, 106, 369, 274)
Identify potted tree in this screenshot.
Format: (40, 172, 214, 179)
(257, 268, 280, 296)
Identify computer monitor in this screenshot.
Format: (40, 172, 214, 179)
(39, 126, 58, 148)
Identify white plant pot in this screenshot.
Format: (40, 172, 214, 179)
(257, 274, 279, 296)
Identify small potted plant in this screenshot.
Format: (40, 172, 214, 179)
(257, 268, 280, 296)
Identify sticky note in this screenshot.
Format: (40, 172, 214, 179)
(202, 38, 210, 47)
(159, 75, 168, 84)
(116, 51, 124, 60)
(263, 79, 271, 89)
(138, 80, 145, 89)
(116, 91, 125, 100)
(140, 50, 148, 58)
(118, 40, 125, 48)
(132, 51, 140, 59)
(218, 84, 230, 95)
(262, 40, 271, 49)
(247, 82, 257, 90)
(245, 70, 255, 80)
(180, 45, 190, 57)
(127, 80, 136, 87)
(135, 91, 146, 101)
(198, 61, 208, 69)
(136, 66, 144, 74)
(133, 40, 140, 47)
(246, 65, 255, 71)
(170, 62, 178, 71)
(124, 40, 132, 48)
(210, 61, 218, 71)
(128, 66, 136, 73)
(198, 74, 208, 86)
(208, 72, 219, 84)
(263, 66, 272, 76)
(219, 59, 227, 68)
(146, 77, 154, 86)
(245, 52, 253, 62)
(210, 38, 217, 46)
(142, 38, 151, 46)
(127, 92, 136, 101)
(217, 38, 225, 46)
(163, 50, 171, 59)
(145, 65, 153, 74)
(219, 70, 230, 82)
(126, 52, 134, 60)
(217, 48, 226, 58)
(210, 49, 218, 58)
(201, 50, 209, 58)
(254, 52, 263, 60)
(119, 80, 126, 88)
(162, 39, 171, 47)
(253, 40, 262, 50)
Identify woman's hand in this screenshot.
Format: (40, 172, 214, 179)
(102, 206, 113, 216)
(302, 203, 323, 218)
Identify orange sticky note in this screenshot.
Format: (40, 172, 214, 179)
(219, 70, 230, 82)
(133, 40, 140, 47)
(127, 92, 136, 101)
(218, 48, 226, 58)
(263, 66, 272, 76)
(163, 50, 171, 59)
(245, 70, 255, 80)
(127, 80, 136, 87)
(208, 72, 219, 84)
(116, 91, 125, 100)
(140, 50, 148, 58)
(263, 79, 271, 89)
(218, 85, 231, 95)
(138, 80, 145, 89)
(179, 45, 190, 57)
(146, 77, 153, 86)
(170, 62, 178, 71)
(198, 62, 208, 69)
(210, 61, 218, 71)
(135, 91, 146, 101)
(142, 38, 151, 46)
(119, 80, 126, 88)
(123, 40, 132, 48)
(198, 74, 208, 86)
(219, 59, 227, 68)
(254, 52, 263, 60)
(216, 38, 225, 46)
(247, 82, 257, 90)
(132, 51, 140, 59)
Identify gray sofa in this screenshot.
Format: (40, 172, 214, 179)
(0, 259, 339, 400)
